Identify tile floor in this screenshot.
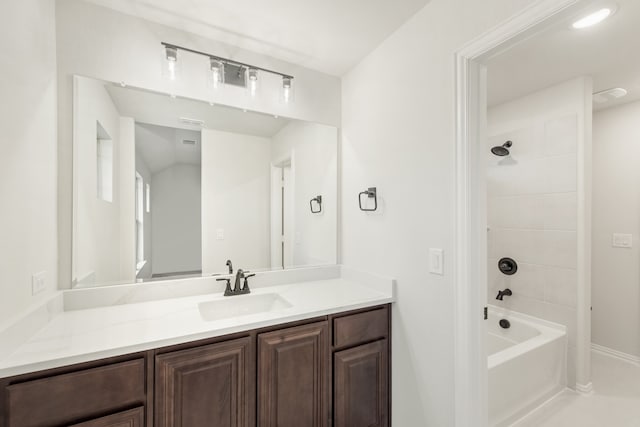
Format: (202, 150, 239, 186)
(512, 350, 640, 426)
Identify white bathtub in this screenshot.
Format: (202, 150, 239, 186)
(488, 306, 567, 427)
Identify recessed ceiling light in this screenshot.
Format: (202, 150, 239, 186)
(572, 8, 613, 29)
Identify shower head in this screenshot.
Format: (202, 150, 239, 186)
(491, 140, 512, 157)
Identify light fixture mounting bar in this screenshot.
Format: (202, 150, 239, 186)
(161, 42, 294, 80)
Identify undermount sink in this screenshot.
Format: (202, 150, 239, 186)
(198, 293, 293, 322)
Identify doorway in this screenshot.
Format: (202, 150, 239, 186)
(453, 1, 598, 425)
(271, 161, 294, 269)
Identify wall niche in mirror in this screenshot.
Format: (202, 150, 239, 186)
(72, 76, 337, 288)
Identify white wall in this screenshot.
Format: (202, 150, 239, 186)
(272, 121, 338, 267)
(592, 100, 640, 358)
(202, 129, 271, 274)
(135, 149, 152, 279)
(119, 117, 136, 281)
(151, 164, 202, 275)
(0, 0, 58, 325)
(74, 77, 124, 285)
(55, 0, 341, 288)
(340, 1, 547, 424)
(487, 78, 592, 387)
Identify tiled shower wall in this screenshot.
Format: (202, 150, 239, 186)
(488, 115, 578, 308)
(487, 78, 589, 387)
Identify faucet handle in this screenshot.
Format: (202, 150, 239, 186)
(217, 278, 233, 296)
(241, 274, 255, 294)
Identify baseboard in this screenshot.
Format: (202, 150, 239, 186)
(575, 382, 593, 394)
(591, 343, 640, 366)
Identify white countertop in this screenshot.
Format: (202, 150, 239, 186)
(0, 266, 394, 378)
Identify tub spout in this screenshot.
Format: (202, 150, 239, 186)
(496, 288, 512, 301)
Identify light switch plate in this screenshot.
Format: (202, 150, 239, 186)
(612, 233, 632, 248)
(32, 271, 47, 295)
(429, 248, 444, 275)
(216, 229, 225, 240)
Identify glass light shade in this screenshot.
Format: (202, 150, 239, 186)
(208, 58, 225, 93)
(280, 76, 295, 105)
(162, 46, 180, 81)
(247, 67, 259, 98)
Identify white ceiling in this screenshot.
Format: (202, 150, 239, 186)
(136, 124, 201, 174)
(487, 0, 640, 111)
(86, 0, 430, 76)
(106, 84, 290, 137)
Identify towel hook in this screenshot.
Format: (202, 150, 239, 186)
(310, 195, 322, 213)
(358, 187, 377, 211)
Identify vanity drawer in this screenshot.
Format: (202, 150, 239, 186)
(69, 407, 145, 427)
(333, 306, 389, 349)
(6, 359, 146, 427)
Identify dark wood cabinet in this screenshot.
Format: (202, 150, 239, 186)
(155, 336, 254, 427)
(70, 407, 145, 427)
(334, 340, 389, 427)
(333, 307, 388, 349)
(3, 359, 146, 427)
(0, 304, 390, 427)
(257, 321, 329, 427)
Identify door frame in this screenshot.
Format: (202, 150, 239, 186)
(453, 0, 594, 425)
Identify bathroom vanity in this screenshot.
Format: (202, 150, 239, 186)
(0, 268, 393, 427)
(0, 50, 389, 427)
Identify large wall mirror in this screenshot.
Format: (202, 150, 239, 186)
(72, 76, 337, 287)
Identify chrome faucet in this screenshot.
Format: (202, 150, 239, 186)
(234, 269, 255, 295)
(217, 269, 255, 296)
(496, 288, 512, 301)
(233, 269, 247, 294)
(226, 259, 233, 274)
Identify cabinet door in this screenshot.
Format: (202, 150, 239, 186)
(258, 321, 329, 427)
(69, 407, 144, 427)
(155, 337, 254, 427)
(334, 339, 388, 427)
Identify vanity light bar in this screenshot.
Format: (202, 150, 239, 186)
(161, 42, 294, 80)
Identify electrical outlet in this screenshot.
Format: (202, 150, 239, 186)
(32, 271, 47, 296)
(216, 229, 225, 240)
